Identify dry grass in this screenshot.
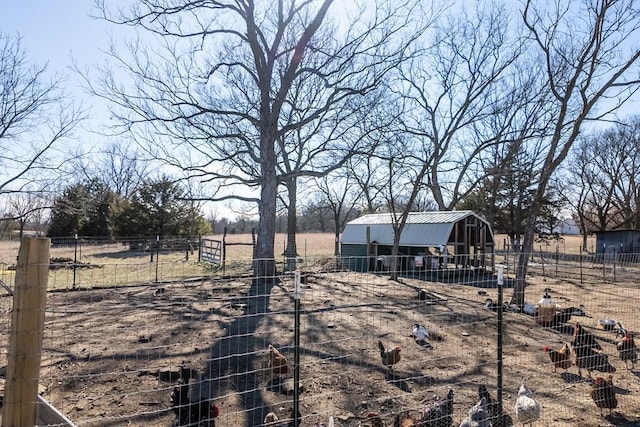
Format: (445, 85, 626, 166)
(213, 232, 338, 260)
(0, 232, 595, 291)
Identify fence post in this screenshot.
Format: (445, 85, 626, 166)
(602, 243, 606, 281)
(293, 270, 301, 427)
(155, 235, 160, 283)
(579, 246, 583, 284)
(540, 246, 546, 281)
(222, 228, 227, 277)
(73, 233, 78, 289)
(496, 264, 504, 418)
(3, 237, 50, 427)
(613, 249, 616, 281)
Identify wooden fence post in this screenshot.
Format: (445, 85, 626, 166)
(3, 237, 50, 427)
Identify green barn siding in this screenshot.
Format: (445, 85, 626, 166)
(595, 230, 640, 254)
(340, 244, 369, 272)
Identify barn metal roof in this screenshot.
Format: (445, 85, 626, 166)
(340, 210, 490, 247)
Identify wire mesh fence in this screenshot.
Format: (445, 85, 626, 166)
(0, 240, 639, 426)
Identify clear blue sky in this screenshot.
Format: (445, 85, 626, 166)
(0, 1, 131, 147)
(0, 2, 114, 89)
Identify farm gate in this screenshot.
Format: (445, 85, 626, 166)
(200, 238, 222, 265)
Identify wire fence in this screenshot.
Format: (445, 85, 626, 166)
(0, 240, 638, 426)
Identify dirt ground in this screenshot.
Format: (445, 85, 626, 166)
(1, 258, 640, 426)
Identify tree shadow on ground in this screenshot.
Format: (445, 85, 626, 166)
(197, 278, 278, 426)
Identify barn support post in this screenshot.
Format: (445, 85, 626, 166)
(3, 237, 50, 427)
(366, 226, 371, 272)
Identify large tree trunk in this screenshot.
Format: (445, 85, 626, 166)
(511, 201, 538, 306)
(389, 230, 401, 281)
(254, 133, 277, 283)
(284, 177, 298, 271)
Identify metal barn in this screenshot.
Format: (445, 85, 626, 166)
(340, 210, 495, 272)
(594, 229, 640, 254)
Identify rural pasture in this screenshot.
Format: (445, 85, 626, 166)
(0, 233, 639, 426)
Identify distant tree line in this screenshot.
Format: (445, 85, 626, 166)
(46, 176, 211, 240)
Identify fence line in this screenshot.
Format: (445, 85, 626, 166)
(0, 249, 638, 426)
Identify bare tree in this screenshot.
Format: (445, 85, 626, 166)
(91, 0, 426, 280)
(71, 139, 151, 198)
(375, 128, 428, 280)
(511, 0, 640, 306)
(274, 78, 383, 270)
(396, 2, 524, 211)
(568, 117, 640, 240)
(311, 169, 364, 256)
(5, 189, 48, 237)
(0, 32, 84, 204)
(371, 1, 522, 279)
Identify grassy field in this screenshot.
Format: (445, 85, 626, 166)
(0, 232, 595, 291)
(0, 233, 338, 291)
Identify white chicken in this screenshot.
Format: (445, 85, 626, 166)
(411, 323, 430, 342)
(514, 380, 540, 426)
(459, 397, 491, 427)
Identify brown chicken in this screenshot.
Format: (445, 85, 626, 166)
(591, 375, 617, 416)
(544, 342, 573, 373)
(268, 344, 290, 376)
(616, 332, 638, 369)
(394, 412, 415, 427)
(572, 338, 616, 378)
(573, 322, 602, 350)
(378, 340, 401, 371)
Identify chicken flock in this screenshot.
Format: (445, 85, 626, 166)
(167, 307, 636, 426)
(541, 320, 637, 421)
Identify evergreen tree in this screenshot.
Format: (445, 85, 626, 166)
(113, 177, 210, 238)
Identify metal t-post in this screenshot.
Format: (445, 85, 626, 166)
(496, 265, 504, 417)
(293, 270, 301, 427)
